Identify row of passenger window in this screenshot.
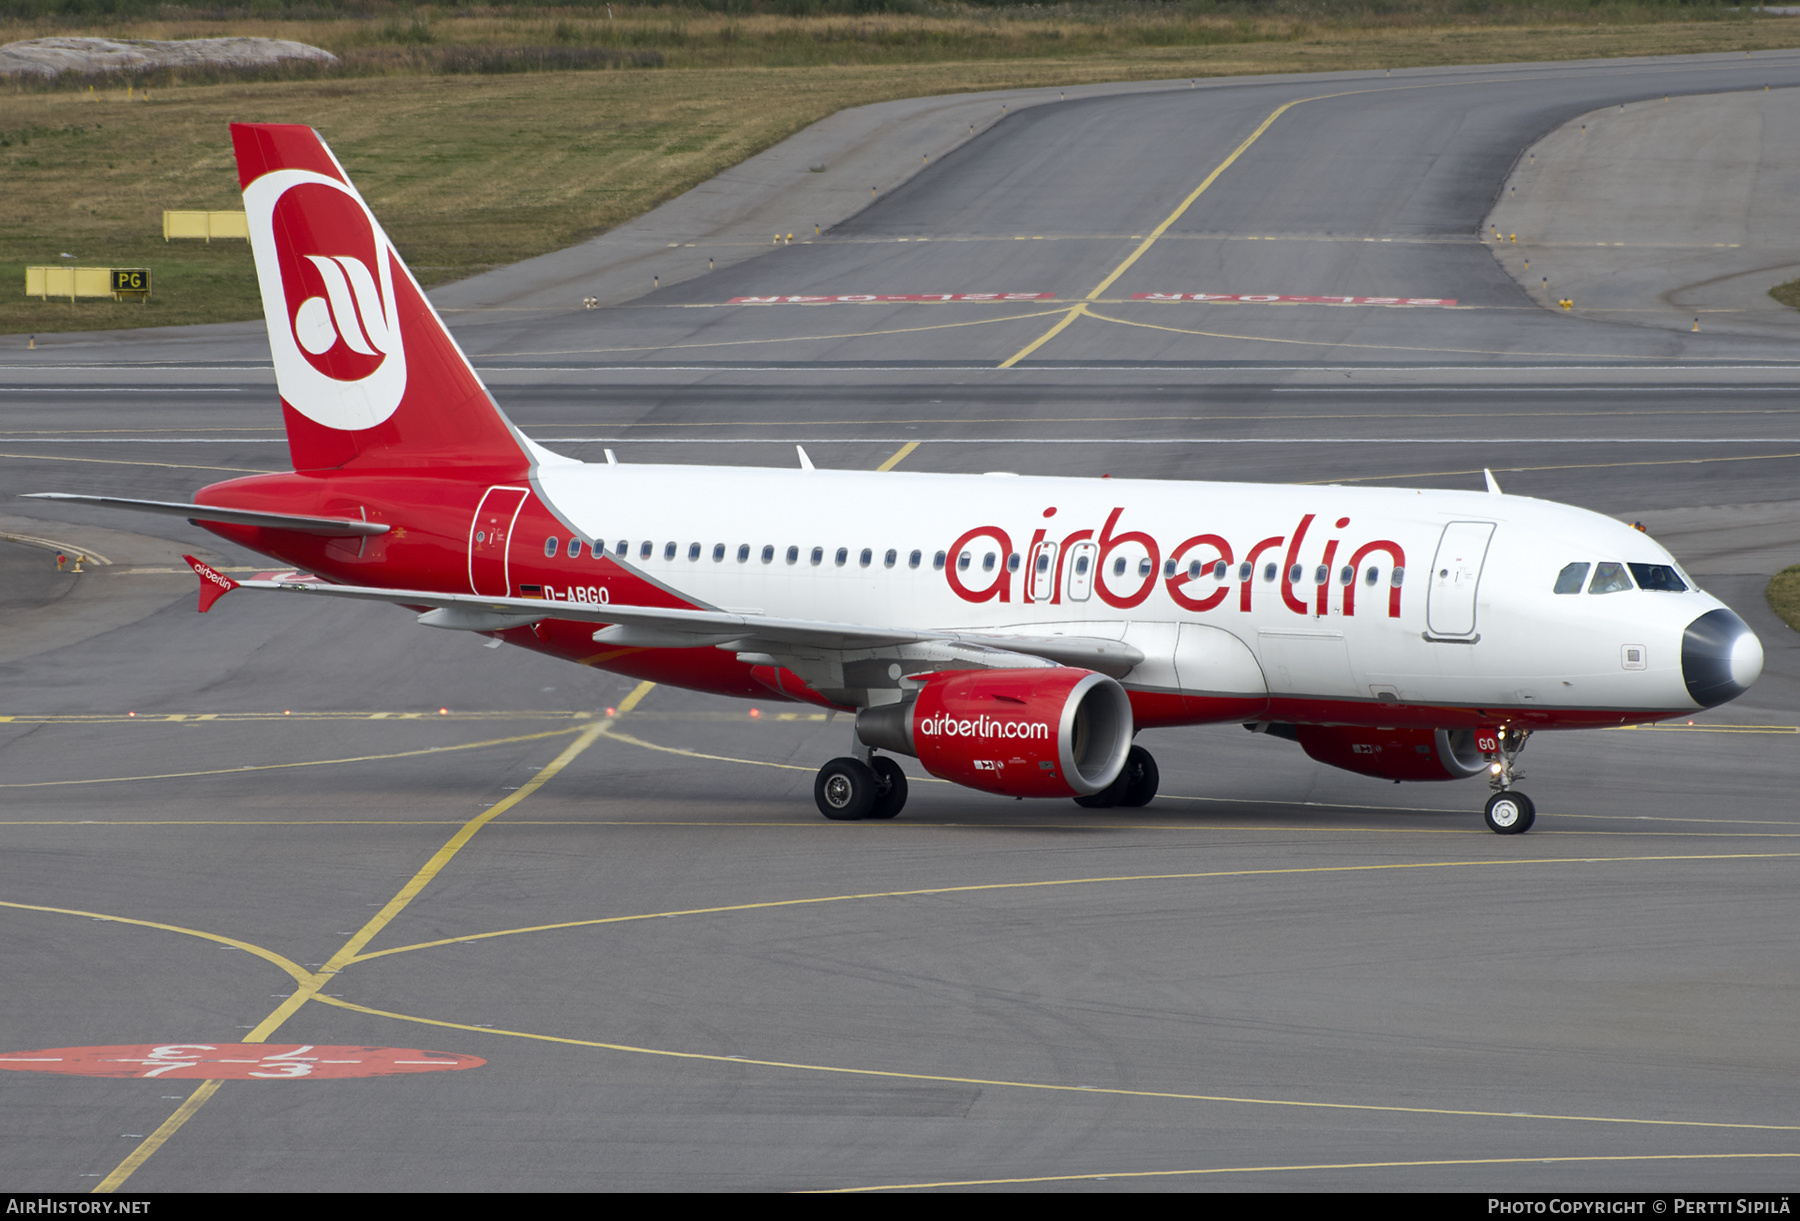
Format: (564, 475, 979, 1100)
(1554, 561, 1688, 595)
(549, 536, 942, 569)
(543, 534, 1401, 587)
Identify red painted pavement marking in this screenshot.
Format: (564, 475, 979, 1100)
(1133, 292, 1458, 306)
(0, 1044, 484, 1080)
(729, 292, 1055, 304)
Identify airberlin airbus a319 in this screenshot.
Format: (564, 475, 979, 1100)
(30, 124, 1766, 833)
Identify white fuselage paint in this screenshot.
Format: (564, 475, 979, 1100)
(530, 460, 1726, 718)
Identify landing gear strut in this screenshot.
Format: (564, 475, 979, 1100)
(813, 754, 908, 821)
(1482, 727, 1534, 834)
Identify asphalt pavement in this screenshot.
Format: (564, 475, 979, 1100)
(2, 51, 1798, 1193)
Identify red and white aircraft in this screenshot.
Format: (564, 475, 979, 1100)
(31, 124, 1766, 833)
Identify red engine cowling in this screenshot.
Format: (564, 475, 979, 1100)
(856, 667, 1134, 798)
(1290, 725, 1488, 782)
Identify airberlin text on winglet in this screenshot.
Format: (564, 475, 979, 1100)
(185, 555, 238, 613)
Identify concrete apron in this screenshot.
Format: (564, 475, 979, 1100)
(1485, 86, 1800, 340)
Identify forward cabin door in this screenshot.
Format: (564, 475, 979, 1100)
(1426, 521, 1496, 639)
(469, 486, 530, 596)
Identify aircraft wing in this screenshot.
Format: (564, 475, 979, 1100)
(181, 558, 1142, 675)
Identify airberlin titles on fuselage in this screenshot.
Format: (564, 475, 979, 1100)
(944, 507, 1404, 617)
(510, 503, 1401, 621)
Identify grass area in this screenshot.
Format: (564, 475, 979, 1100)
(4, 6, 1799, 334)
(1772, 277, 1800, 311)
(1, 4, 1777, 78)
(1766, 564, 1800, 633)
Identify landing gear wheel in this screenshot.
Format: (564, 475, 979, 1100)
(867, 756, 908, 821)
(1484, 791, 1536, 835)
(814, 757, 877, 821)
(1118, 745, 1159, 809)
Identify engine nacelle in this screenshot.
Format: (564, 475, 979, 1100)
(857, 667, 1134, 798)
(1268, 724, 1488, 782)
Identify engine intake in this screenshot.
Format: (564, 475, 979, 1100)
(857, 667, 1133, 798)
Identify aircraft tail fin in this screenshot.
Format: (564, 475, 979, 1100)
(232, 123, 526, 475)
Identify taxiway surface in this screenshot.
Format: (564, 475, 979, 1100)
(2, 52, 1798, 1192)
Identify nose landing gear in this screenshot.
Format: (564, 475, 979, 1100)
(1482, 727, 1534, 834)
(1484, 790, 1535, 834)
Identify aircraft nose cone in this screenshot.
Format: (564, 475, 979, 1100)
(1682, 608, 1763, 708)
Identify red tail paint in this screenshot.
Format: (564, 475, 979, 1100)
(233, 124, 526, 476)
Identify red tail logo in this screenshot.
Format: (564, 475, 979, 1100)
(284, 224, 400, 374)
(246, 168, 408, 433)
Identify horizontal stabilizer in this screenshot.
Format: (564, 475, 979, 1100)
(23, 494, 389, 537)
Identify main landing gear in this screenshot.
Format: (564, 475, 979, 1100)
(814, 755, 907, 821)
(811, 745, 1163, 820)
(1074, 744, 1159, 810)
(1482, 727, 1534, 835)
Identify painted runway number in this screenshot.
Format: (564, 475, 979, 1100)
(0, 1043, 485, 1080)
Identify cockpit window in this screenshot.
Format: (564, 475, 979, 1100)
(1554, 562, 1590, 594)
(1628, 563, 1687, 591)
(1588, 562, 1634, 594)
